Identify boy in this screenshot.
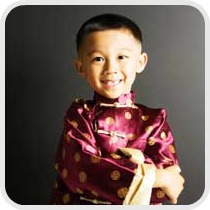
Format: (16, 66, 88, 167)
(50, 13, 184, 205)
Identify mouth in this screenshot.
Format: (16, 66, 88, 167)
(101, 79, 122, 87)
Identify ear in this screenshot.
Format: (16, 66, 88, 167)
(136, 52, 148, 74)
(74, 59, 85, 77)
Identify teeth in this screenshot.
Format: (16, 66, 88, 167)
(102, 79, 121, 86)
(107, 80, 119, 85)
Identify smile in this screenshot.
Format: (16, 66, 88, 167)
(101, 79, 122, 87)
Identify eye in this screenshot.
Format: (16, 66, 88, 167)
(92, 57, 105, 62)
(118, 55, 129, 60)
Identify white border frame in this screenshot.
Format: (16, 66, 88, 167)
(1, 1, 209, 210)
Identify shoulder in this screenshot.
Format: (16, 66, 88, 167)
(65, 97, 93, 116)
(136, 103, 168, 120)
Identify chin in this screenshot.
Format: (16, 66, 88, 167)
(103, 92, 123, 99)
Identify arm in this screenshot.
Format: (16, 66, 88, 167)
(144, 109, 179, 168)
(144, 108, 184, 204)
(154, 166, 184, 204)
(54, 102, 140, 204)
(117, 148, 184, 205)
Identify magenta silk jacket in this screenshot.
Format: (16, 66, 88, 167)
(50, 91, 179, 205)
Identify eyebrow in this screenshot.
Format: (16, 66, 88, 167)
(86, 50, 104, 56)
(86, 48, 133, 56)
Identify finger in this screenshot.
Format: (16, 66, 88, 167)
(165, 194, 177, 205)
(176, 166, 181, 173)
(171, 198, 178, 204)
(181, 176, 185, 184)
(167, 165, 181, 173)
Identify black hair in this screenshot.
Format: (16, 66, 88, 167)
(76, 13, 143, 52)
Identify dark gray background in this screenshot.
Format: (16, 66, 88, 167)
(5, 5, 205, 205)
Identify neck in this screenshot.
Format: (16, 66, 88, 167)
(93, 91, 136, 106)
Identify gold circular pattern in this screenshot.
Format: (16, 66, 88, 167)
(117, 187, 128, 199)
(76, 187, 84, 194)
(141, 115, 149, 121)
(169, 145, 176, 153)
(105, 117, 115, 125)
(160, 131, 167, 140)
(148, 137, 156, 146)
(83, 133, 91, 140)
(74, 152, 81, 162)
(70, 120, 78, 128)
(156, 189, 165, 198)
(111, 170, 121, 180)
(62, 168, 68, 178)
(125, 111, 132, 120)
(127, 133, 136, 141)
(90, 155, 101, 163)
(79, 171, 87, 183)
(63, 193, 71, 204)
(145, 126, 153, 134)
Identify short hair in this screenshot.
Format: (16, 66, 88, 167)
(76, 13, 143, 52)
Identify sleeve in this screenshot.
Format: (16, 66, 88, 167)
(144, 108, 179, 204)
(54, 102, 141, 204)
(144, 108, 179, 168)
(118, 148, 156, 205)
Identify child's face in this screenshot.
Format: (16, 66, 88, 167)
(75, 29, 148, 99)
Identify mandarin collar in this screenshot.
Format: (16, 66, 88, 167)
(93, 91, 136, 106)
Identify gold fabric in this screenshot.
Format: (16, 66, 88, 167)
(120, 148, 156, 205)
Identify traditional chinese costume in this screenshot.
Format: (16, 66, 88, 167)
(50, 91, 179, 205)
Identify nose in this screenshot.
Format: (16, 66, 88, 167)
(103, 59, 118, 74)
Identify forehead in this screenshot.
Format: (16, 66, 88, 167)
(79, 29, 142, 54)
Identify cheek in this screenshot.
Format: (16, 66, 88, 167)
(124, 62, 138, 75)
(128, 74, 137, 85)
(85, 68, 100, 81)
(124, 65, 138, 84)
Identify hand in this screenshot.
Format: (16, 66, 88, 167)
(154, 165, 185, 204)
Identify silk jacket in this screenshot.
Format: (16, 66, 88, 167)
(50, 91, 179, 205)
